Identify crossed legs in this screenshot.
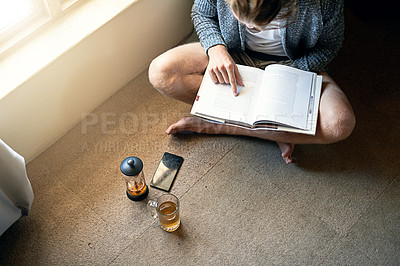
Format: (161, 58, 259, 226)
(149, 43, 356, 164)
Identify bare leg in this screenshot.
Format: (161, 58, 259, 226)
(164, 72, 356, 162)
(149, 42, 208, 104)
(149, 43, 356, 163)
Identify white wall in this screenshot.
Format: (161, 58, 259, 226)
(0, 0, 194, 163)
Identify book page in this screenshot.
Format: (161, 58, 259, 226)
(251, 64, 314, 130)
(191, 65, 264, 124)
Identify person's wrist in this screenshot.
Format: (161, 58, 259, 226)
(208, 44, 226, 57)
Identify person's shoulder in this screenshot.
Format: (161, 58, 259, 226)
(298, 0, 343, 8)
(197, 0, 230, 8)
(318, 0, 344, 9)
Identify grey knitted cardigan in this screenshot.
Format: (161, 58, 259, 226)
(192, 0, 344, 72)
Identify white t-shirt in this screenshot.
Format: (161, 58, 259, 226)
(245, 22, 286, 56)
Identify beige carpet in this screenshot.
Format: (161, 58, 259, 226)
(1, 5, 399, 265)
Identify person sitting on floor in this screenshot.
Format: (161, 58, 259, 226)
(148, 0, 356, 164)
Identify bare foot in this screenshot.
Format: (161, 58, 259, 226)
(165, 117, 228, 135)
(277, 142, 295, 164)
(166, 117, 296, 164)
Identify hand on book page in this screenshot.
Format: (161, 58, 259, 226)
(207, 45, 244, 96)
(191, 64, 322, 135)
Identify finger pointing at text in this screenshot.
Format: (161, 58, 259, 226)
(207, 45, 244, 96)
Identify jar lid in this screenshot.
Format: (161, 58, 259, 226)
(120, 156, 143, 176)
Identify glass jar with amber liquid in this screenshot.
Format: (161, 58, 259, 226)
(120, 156, 149, 201)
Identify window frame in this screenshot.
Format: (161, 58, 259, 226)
(0, 0, 82, 55)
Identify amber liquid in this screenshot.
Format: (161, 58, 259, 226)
(127, 180, 147, 196)
(157, 201, 180, 232)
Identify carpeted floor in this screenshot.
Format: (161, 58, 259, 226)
(1, 4, 399, 265)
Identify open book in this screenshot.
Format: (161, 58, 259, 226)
(190, 64, 322, 135)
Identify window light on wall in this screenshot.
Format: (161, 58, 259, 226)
(0, 0, 81, 55)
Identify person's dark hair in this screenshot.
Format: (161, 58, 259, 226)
(227, 0, 298, 27)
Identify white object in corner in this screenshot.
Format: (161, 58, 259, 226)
(0, 139, 34, 236)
